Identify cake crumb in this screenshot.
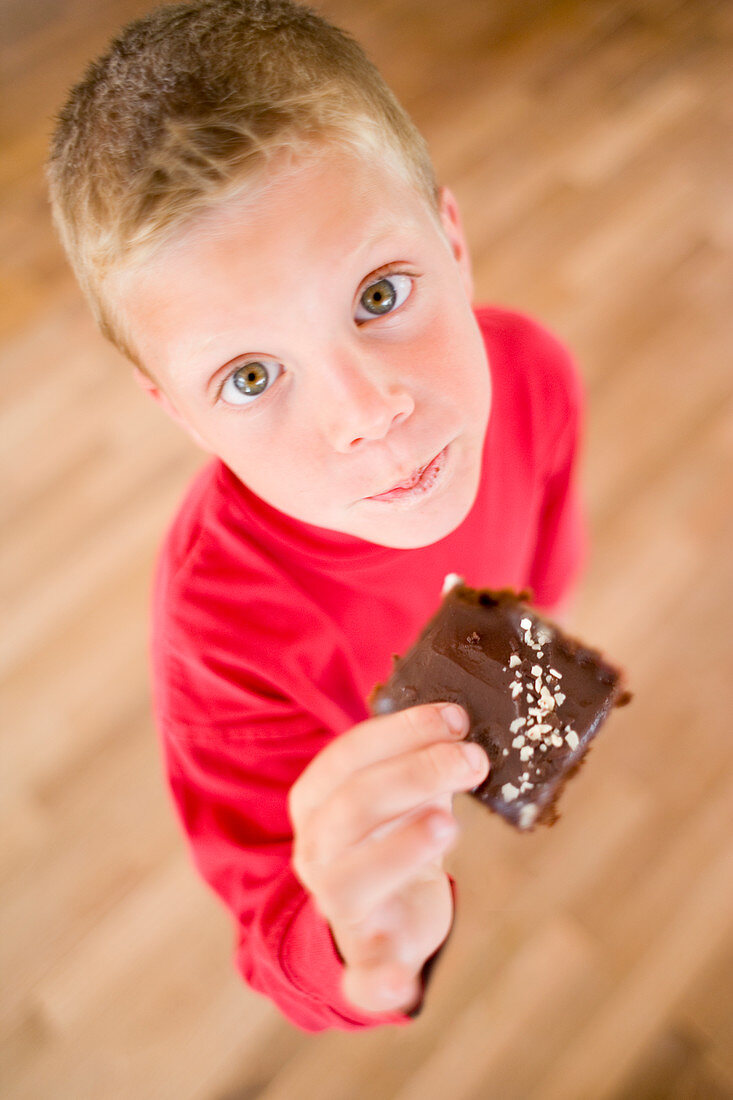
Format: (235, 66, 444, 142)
(519, 804, 538, 829)
(442, 573, 464, 596)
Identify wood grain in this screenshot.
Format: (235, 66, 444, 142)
(2, 1, 732, 1097)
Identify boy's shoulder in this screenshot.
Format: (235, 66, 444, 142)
(475, 303, 581, 398)
(475, 302, 584, 458)
(152, 456, 309, 617)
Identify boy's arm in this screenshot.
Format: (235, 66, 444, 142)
(161, 705, 479, 1032)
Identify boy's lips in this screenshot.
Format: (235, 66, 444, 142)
(365, 445, 449, 501)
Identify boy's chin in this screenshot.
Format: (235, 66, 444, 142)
(349, 484, 479, 550)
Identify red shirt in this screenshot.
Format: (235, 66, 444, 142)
(150, 305, 585, 1031)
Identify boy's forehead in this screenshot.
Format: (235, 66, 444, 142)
(185, 149, 436, 254)
(119, 151, 438, 297)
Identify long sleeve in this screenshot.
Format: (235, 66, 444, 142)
(160, 713, 416, 1032)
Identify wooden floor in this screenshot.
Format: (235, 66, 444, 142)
(2, 0, 732, 1096)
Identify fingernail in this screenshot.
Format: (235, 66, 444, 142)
(461, 742, 488, 773)
(438, 703, 468, 736)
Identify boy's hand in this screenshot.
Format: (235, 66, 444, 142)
(288, 703, 489, 1015)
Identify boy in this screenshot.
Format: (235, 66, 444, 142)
(47, 0, 584, 1032)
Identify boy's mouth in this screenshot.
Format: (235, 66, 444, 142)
(365, 445, 449, 502)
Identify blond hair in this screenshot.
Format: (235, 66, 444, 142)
(46, 0, 440, 366)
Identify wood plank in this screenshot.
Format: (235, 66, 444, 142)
(2, 1, 732, 1097)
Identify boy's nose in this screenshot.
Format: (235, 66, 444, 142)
(317, 354, 415, 452)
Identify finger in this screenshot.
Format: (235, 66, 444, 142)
(307, 739, 488, 860)
(342, 958, 421, 1015)
(301, 808, 458, 928)
(289, 702, 469, 828)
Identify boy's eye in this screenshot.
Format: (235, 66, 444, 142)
(220, 358, 283, 405)
(355, 273, 412, 321)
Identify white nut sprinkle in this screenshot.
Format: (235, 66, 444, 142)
(550, 733, 564, 748)
(520, 745, 535, 761)
(531, 665, 542, 677)
(565, 729, 580, 750)
(527, 727, 542, 742)
(540, 687, 556, 710)
(537, 628, 552, 645)
(526, 693, 534, 702)
(512, 734, 526, 749)
(520, 781, 535, 793)
(534, 678, 543, 694)
(554, 692, 566, 706)
(540, 743, 548, 752)
(511, 681, 523, 698)
(549, 668, 562, 679)
(533, 723, 553, 735)
(509, 655, 521, 668)
(502, 782, 520, 802)
(502, 748, 510, 756)
(520, 618, 532, 630)
(510, 717, 526, 732)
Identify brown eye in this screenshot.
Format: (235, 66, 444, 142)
(361, 277, 397, 315)
(355, 273, 412, 322)
(233, 362, 269, 395)
(220, 357, 284, 406)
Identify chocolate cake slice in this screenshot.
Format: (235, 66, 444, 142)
(370, 577, 631, 831)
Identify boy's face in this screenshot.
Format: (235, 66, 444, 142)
(114, 149, 491, 549)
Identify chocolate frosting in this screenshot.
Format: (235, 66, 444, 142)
(370, 584, 630, 830)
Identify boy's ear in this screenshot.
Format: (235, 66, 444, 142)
(437, 185, 474, 303)
(133, 367, 211, 452)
